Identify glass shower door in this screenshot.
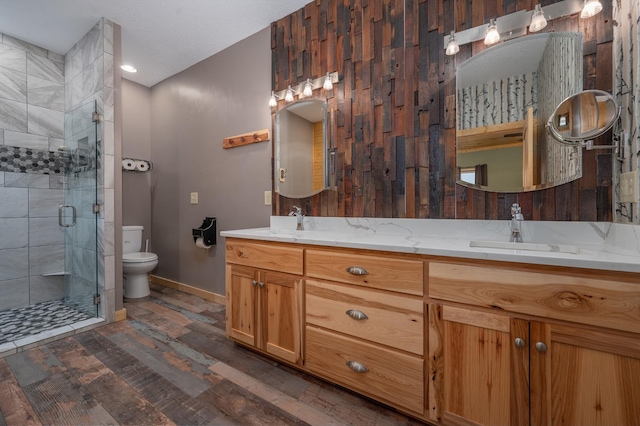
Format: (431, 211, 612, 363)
(61, 100, 100, 317)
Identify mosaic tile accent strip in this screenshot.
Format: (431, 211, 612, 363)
(0, 145, 67, 174)
(0, 299, 92, 345)
(0, 145, 97, 176)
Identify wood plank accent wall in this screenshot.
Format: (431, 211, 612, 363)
(271, 0, 614, 220)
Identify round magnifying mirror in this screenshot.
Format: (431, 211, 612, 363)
(547, 89, 619, 144)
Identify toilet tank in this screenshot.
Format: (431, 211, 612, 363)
(123, 225, 143, 254)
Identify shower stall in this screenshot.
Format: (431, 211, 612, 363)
(0, 100, 100, 345)
(0, 19, 118, 348)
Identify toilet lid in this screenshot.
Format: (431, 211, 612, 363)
(123, 252, 158, 263)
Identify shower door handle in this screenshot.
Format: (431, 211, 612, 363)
(58, 205, 77, 227)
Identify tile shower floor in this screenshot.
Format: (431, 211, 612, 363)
(0, 300, 93, 345)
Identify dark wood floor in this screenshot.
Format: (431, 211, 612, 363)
(0, 284, 423, 425)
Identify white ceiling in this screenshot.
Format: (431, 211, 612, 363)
(0, 0, 310, 87)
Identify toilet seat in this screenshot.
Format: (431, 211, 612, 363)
(123, 252, 158, 263)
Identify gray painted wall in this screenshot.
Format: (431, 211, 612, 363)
(149, 27, 272, 295)
(122, 79, 152, 246)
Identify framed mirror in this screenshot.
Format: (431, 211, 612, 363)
(456, 32, 584, 192)
(548, 90, 619, 144)
(274, 99, 328, 198)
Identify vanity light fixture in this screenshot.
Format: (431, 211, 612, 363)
(484, 19, 500, 45)
(445, 30, 460, 56)
(529, 4, 547, 32)
(323, 72, 333, 91)
(303, 79, 313, 97)
(580, 0, 602, 18)
(269, 71, 339, 107)
(284, 86, 294, 102)
(443, 0, 585, 55)
(121, 64, 137, 73)
(269, 91, 278, 107)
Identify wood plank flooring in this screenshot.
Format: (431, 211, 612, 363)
(0, 284, 423, 425)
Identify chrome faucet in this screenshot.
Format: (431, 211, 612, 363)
(510, 203, 524, 243)
(289, 206, 304, 231)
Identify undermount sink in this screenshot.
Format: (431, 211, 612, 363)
(249, 228, 300, 236)
(469, 240, 580, 254)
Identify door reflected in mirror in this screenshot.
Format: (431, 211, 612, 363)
(274, 99, 328, 198)
(456, 32, 584, 193)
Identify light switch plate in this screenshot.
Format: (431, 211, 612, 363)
(190, 192, 198, 204)
(264, 191, 272, 206)
(620, 171, 638, 203)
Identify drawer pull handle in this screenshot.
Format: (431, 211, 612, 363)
(514, 337, 526, 348)
(259, 282, 265, 288)
(252, 280, 258, 287)
(346, 360, 369, 373)
(535, 342, 547, 353)
(345, 309, 369, 320)
(346, 266, 369, 276)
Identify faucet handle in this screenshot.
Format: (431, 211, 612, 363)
(291, 206, 302, 215)
(511, 203, 521, 216)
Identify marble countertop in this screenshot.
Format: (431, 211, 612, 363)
(220, 217, 640, 274)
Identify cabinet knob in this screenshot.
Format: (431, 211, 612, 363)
(346, 360, 369, 373)
(535, 342, 547, 353)
(259, 281, 265, 288)
(345, 309, 369, 320)
(346, 266, 369, 276)
(252, 280, 258, 287)
(514, 337, 526, 348)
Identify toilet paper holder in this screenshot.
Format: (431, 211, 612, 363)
(193, 217, 216, 246)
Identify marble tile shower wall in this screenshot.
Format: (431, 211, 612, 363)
(0, 33, 66, 311)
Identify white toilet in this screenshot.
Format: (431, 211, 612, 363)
(122, 225, 159, 298)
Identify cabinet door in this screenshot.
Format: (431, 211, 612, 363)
(261, 270, 302, 364)
(531, 323, 640, 426)
(429, 304, 529, 426)
(226, 264, 257, 346)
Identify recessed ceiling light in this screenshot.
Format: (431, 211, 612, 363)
(121, 64, 137, 73)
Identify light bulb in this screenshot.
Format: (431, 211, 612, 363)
(445, 30, 459, 56)
(529, 4, 547, 32)
(580, 0, 602, 18)
(269, 91, 277, 107)
(285, 85, 294, 102)
(323, 72, 333, 91)
(121, 64, 137, 73)
(303, 79, 313, 97)
(484, 19, 500, 46)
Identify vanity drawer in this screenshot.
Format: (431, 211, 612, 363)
(306, 280, 424, 354)
(429, 261, 640, 334)
(305, 326, 424, 414)
(225, 239, 303, 275)
(305, 249, 424, 295)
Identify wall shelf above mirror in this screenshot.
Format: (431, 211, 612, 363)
(274, 99, 329, 199)
(456, 32, 584, 193)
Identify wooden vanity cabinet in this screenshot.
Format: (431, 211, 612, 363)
(225, 240, 303, 364)
(304, 248, 426, 415)
(429, 305, 640, 426)
(224, 237, 640, 425)
(428, 304, 528, 426)
(429, 260, 640, 426)
(530, 322, 640, 426)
